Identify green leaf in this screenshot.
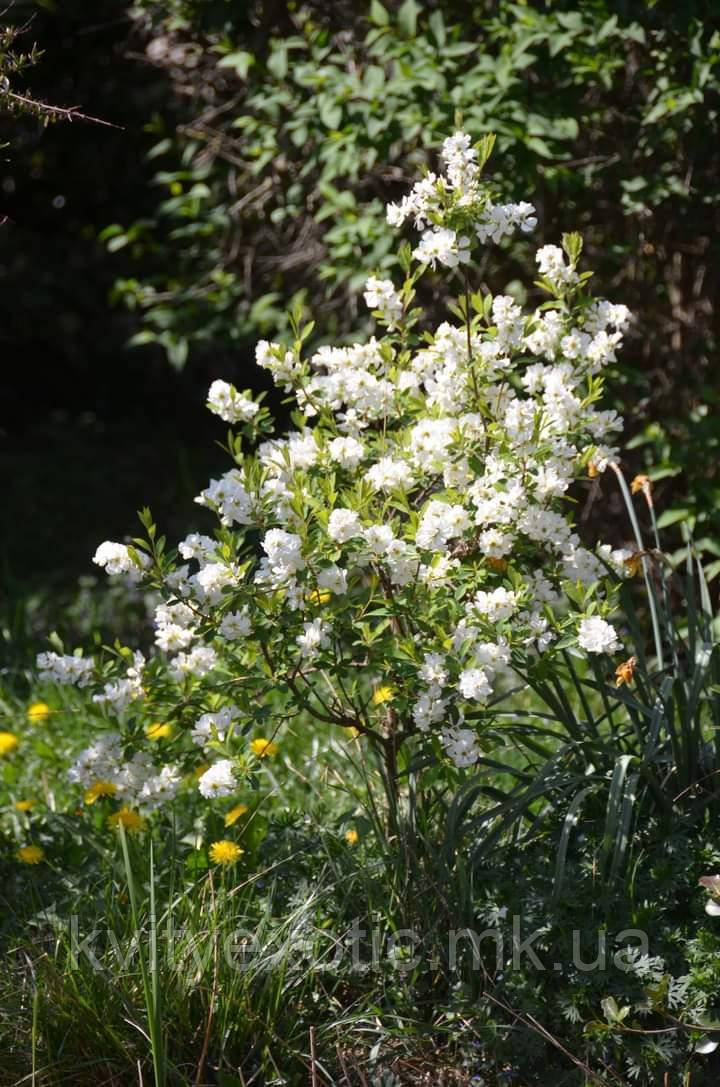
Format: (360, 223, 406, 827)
(106, 234, 129, 252)
(167, 338, 188, 369)
(443, 41, 476, 57)
(656, 508, 691, 529)
(218, 51, 255, 79)
(429, 10, 446, 47)
(562, 232, 583, 265)
(267, 47, 288, 80)
(319, 101, 342, 130)
(369, 0, 389, 26)
(128, 330, 157, 347)
(601, 995, 620, 1022)
(600, 754, 635, 881)
(397, 0, 421, 38)
(552, 785, 595, 903)
(476, 133, 496, 171)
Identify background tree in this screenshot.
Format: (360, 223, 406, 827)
(2, 0, 719, 618)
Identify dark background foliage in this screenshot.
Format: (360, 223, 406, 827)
(1, 0, 719, 611)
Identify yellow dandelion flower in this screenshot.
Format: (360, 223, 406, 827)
(209, 839, 244, 865)
(631, 474, 651, 495)
(145, 721, 172, 741)
(17, 844, 44, 865)
(623, 552, 645, 578)
(344, 828, 359, 846)
(224, 803, 249, 827)
(84, 780, 118, 805)
(0, 732, 19, 757)
(15, 800, 33, 812)
(251, 738, 278, 758)
(306, 589, 332, 605)
(372, 686, 394, 706)
(27, 701, 50, 724)
(107, 807, 145, 832)
(615, 656, 638, 689)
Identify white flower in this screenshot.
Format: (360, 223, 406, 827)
(536, 244, 578, 288)
(327, 435, 365, 469)
(93, 541, 150, 582)
(67, 732, 123, 788)
(476, 200, 536, 243)
(385, 540, 418, 586)
(207, 380, 259, 424)
(442, 726, 480, 768)
(139, 765, 182, 810)
(195, 470, 254, 526)
(327, 508, 362, 543)
(37, 652, 94, 687)
(386, 172, 446, 230)
(458, 667, 492, 702)
(419, 652, 448, 688)
(168, 646, 218, 681)
(255, 339, 303, 389)
(364, 456, 414, 493)
(416, 500, 470, 551)
(577, 616, 620, 654)
(471, 587, 519, 623)
(261, 529, 306, 577)
(413, 227, 471, 269)
(192, 561, 239, 604)
(155, 623, 195, 653)
(198, 759, 237, 798)
(363, 524, 395, 556)
(317, 565, 348, 595)
(363, 276, 403, 328)
(178, 533, 220, 563)
(412, 689, 448, 732)
(93, 652, 145, 711)
(471, 640, 511, 677)
(296, 618, 331, 659)
(441, 131, 479, 195)
(191, 705, 240, 747)
(219, 609, 252, 639)
(479, 528, 514, 559)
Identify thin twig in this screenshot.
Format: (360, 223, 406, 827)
(5, 90, 123, 128)
(481, 990, 624, 1086)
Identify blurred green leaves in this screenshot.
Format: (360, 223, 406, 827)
(108, 0, 720, 558)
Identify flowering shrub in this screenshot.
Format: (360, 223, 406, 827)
(39, 132, 635, 816)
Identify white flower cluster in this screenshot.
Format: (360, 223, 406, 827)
(577, 616, 621, 654)
(154, 600, 197, 652)
(67, 732, 181, 811)
(37, 652, 94, 687)
(93, 541, 150, 582)
(296, 618, 331, 659)
(206, 379, 259, 424)
(60, 130, 630, 786)
(93, 651, 146, 712)
(191, 704, 240, 748)
(198, 759, 237, 798)
(363, 276, 403, 328)
(168, 645, 218, 682)
(255, 339, 304, 390)
(387, 131, 537, 270)
(195, 469, 254, 526)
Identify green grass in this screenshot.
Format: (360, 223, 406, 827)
(3, 497, 720, 1084)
